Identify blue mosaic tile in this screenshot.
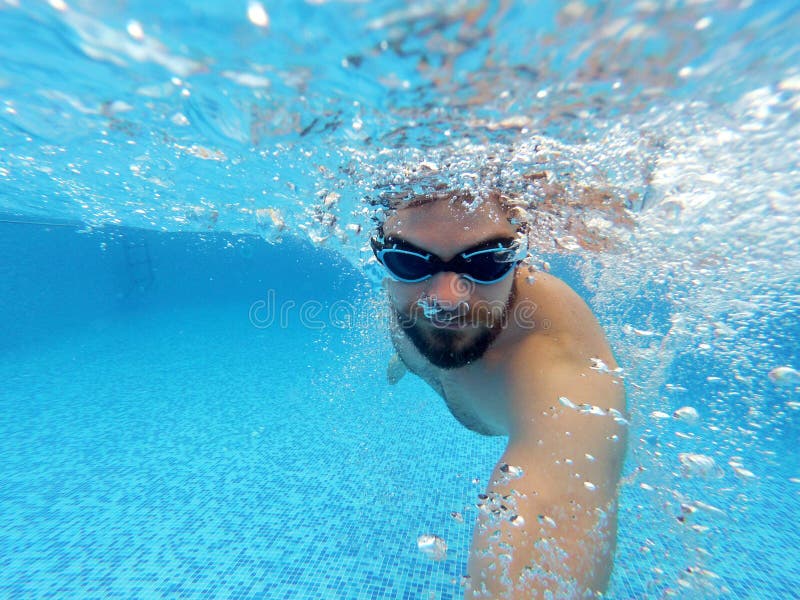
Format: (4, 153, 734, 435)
(1, 307, 797, 598)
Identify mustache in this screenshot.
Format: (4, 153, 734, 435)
(416, 298, 470, 320)
(400, 298, 506, 327)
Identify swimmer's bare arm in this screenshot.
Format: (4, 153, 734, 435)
(465, 335, 627, 599)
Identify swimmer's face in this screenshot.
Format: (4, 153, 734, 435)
(381, 195, 519, 369)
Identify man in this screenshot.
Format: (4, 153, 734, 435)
(371, 189, 627, 599)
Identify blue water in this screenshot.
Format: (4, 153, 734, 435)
(2, 219, 797, 599)
(2, 0, 799, 598)
(0, 222, 500, 599)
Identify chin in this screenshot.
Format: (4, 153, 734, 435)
(402, 316, 499, 370)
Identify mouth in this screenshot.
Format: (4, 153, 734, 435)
(413, 298, 472, 329)
(427, 313, 471, 329)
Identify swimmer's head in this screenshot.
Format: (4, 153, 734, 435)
(371, 187, 529, 238)
(373, 189, 525, 369)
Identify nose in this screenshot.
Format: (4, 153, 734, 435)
(425, 271, 474, 310)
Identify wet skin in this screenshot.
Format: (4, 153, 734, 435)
(382, 196, 628, 599)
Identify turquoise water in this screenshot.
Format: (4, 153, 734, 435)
(1, 1, 799, 598)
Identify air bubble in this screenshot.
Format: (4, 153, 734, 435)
(679, 453, 723, 479)
(731, 465, 756, 480)
(247, 1, 270, 27)
(578, 404, 607, 416)
(537, 515, 556, 528)
(171, 113, 189, 126)
(768, 366, 800, 386)
(127, 20, 144, 40)
(693, 501, 726, 517)
(499, 463, 524, 478)
(417, 535, 447, 561)
(673, 406, 699, 424)
(695, 16, 712, 30)
(559, 396, 577, 409)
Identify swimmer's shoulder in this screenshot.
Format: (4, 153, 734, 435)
(513, 269, 616, 365)
(504, 270, 570, 353)
(513, 268, 590, 328)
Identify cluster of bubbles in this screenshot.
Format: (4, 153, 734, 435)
(1, 0, 798, 596)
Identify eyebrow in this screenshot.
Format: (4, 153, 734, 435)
(381, 236, 432, 255)
(382, 235, 516, 259)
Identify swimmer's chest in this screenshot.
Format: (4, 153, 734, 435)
(437, 356, 513, 436)
(392, 328, 517, 435)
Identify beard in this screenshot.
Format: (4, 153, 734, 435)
(394, 281, 516, 370)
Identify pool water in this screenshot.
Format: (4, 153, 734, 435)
(1, 0, 799, 598)
(0, 225, 502, 599)
(2, 220, 797, 599)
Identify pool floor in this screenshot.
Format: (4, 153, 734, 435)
(1, 305, 797, 598)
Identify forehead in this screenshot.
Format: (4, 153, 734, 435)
(382, 196, 516, 253)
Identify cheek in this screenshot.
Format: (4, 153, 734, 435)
(387, 281, 423, 308)
(476, 279, 513, 307)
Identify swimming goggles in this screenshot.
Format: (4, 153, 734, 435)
(370, 235, 524, 284)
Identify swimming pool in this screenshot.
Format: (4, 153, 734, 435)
(1, 1, 798, 598)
